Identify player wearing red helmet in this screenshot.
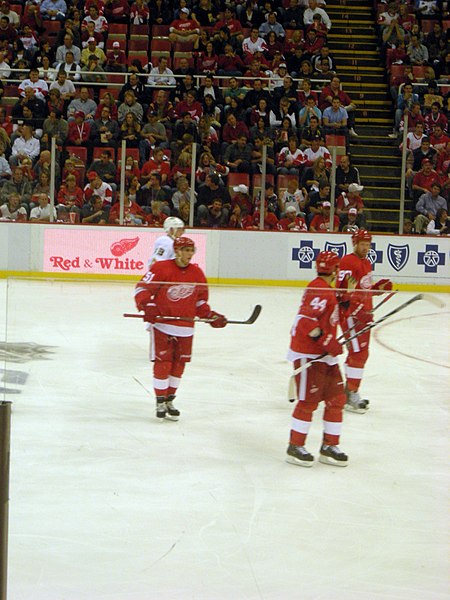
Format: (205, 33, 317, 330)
(337, 230, 392, 413)
(135, 236, 227, 420)
(286, 251, 349, 467)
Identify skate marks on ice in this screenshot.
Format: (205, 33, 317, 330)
(0, 341, 56, 394)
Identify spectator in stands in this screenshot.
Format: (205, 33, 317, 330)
(118, 90, 143, 124)
(302, 156, 330, 195)
(0, 192, 27, 221)
(120, 112, 141, 147)
(407, 137, 437, 172)
(259, 11, 285, 39)
(91, 105, 120, 148)
(310, 200, 339, 232)
(197, 198, 229, 228)
(299, 96, 322, 128)
(81, 194, 108, 224)
(424, 101, 448, 135)
(119, 72, 146, 106)
(411, 158, 439, 203)
(279, 178, 308, 217)
(67, 86, 97, 124)
(223, 76, 246, 107)
(137, 172, 170, 211)
(54, 50, 81, 81)
(19, 68, 48, 102)
(169, 7, 200, 45)
(224, 134, 252, 173)
(104, 0, 130, 23)
(430, 125, 450, 155)
(250, 135, 275, 174)
(88, 150, 117, 190)
(40, 108, 68, 150)
(80, 55, 107, 89)
(40, 0, 67, 21)
(322, 97, 348, 142)
(391, 82, 419, 137)
(147, 56, 176, 87)
(248, 203, 279, 230)
(30, 193, 56, 221)
(426, 207, 450, 235)
(10, 124, 40, 166)
(171, 113, 198, 155)
(301, 115, 324, 148)
(319, 76, 358, 137)
(55, 32, 81, 65)
(277, 136, 305, 175)
(335, 182, 365, 225)
(139, 110, 169, 163)
(273, 75, 298, 105)
(1, 167, 32, 206)
(335, 154, 361, 197)
(414, 182, 447, 233)
(175, 89, 203, 122)
(50, 69, 76, 106)
(407, 34, 429, 66)
(217, 43, 246, 76)
(197, 173, 230, 209)
(67, 110, 91, 147)
(278, 205, 308, 231)
(105, 41, 126, 73)
(81, 38, 106, 67)
(304, 136, 331, 169)
(197, 42, 218, 74)
(341, 206, 361, 232)
(213, 6, 243, 41)
(109, 191, 146, 225)
(141, 147, 171, 185)
(404, 121, 427, 152)
(84, 170, 113, 206)
(303, 27, 325, 62)
(57, 173, 83, 210)
(303, 0, 331, 32)
(130, 0, 149, 24)
(81, 6, 108, 38)
(81, 21, 104, 50)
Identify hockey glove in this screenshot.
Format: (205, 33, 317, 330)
(208, 311, 227, 328)
(348, 301, 373, 325)
(141, 302, 160, 324)
(372, 278, 393, 292)
(318, 333, 343, 357)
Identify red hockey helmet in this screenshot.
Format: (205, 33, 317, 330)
(316, 251, 340, 275)
(173, 236, 195, 252)
(352, 229, 372, 244)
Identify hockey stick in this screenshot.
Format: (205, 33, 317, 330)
(337, 290, 396, 343)
(123, 304, 262, 325)
(288, 293, 443, 402)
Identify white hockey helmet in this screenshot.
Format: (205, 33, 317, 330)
(164, 216, 185, 238)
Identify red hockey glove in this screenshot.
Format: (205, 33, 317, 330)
(208, 311, 227, 328)
(348, 301, 373, 325)
(141, 302, 160, 323)
(318, 333, 343, 357)
(372, 278, 393, 292)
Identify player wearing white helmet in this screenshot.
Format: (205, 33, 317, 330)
(147, 216, 185, 268)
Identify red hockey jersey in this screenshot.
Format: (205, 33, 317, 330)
(134, 259, 211, 336)
(336, 252, 373, 312)
(288, 277, 340, 364)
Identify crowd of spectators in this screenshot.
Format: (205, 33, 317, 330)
(0, 0, 445, 233)
(379, 0, 449, 234)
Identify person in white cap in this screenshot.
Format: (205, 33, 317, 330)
(278, 205, 308, 231)
(335, 182, 366, 228)
(169, 7, 200, 45)
(309, 200, 339, 232)
(80, 36, 106, 66)
(341, 206, 360, 232)
(105, 40, 126, 72)
(231, 183, 252, 214)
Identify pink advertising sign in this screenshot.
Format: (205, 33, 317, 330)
(43, 229, 207, 275)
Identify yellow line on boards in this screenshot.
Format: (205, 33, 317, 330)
(0, 271, 449, 293)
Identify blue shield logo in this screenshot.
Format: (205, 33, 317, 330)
(387, 243, 409, 271)
(324, 241, 347, 258)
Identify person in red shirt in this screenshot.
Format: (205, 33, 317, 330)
(247, 205, 279, 230)
(134, 236, 227, 420)
(278, 205, 308, 231)
(309, 201, 339, 232)
(424, 102, 448, 136)
(140, 148, 171, 185)
(286, 251, 348, 467)
(429, 125, 450, 154)
(169, 8, 199, 44)
(222, 112, 250, 145)
(174, 90, 203, 122)
(336, 229, 392, 413)
(213, 6, 242, 40)
(335, 182, 365, 223)
(67, 110, 91, 146)
(412, 158, 439, 202)
(108, 191, 146, 224)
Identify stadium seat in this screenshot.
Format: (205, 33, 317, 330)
(173, 41, 194, 52)
(65, 146, 88, 163)
(227, 173, 250, 193)
(109, 23, 128, 35)
(152, 25, 170, 38)
(127, 53, 148, 67)
(130, 24, 149, 36)
(151, 39, 171, 52)
(93, 147, 116, 160)
(117, 147, 140, 164)
(129, 39, 149, 52)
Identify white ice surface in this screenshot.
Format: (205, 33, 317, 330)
(1, 280, 449, 600)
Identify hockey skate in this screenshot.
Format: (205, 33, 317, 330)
(345, 390, 369, 414)
(319, 444, 348, 467)
(286, 444, 314, 467)
(156, 397, 167, 419)
(165, 396, 180, 421)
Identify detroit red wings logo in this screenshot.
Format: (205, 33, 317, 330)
(167, 284, 195, 301)
(110, 236, 140, 257)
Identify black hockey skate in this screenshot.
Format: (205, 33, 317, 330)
(286, 444, 314, 467)
(319, 444, 348, 467)
(165, 395, 180, 421)
(156, 397, 167, 419)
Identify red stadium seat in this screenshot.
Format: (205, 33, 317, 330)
(65, 146, 88, 163)
(325, 135, 346, 147)
(227, 173, 250, 193)
(152, 25, 170, 38)
(92, 147, 116, 160)
(151, 39, 171, 52)
(129, 39, 149, 52)
(109, 23, 128, 35)
(130, 24, 149, 36)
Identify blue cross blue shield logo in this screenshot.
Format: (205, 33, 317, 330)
(324, 241, 347, 258)
(417, 244, 445, 273)
(291, 240, 320, 269)
(387, 243, 409, 271)
(367, 243, 383, 270)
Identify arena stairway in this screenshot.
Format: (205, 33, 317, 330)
(326, 0, 401, 233)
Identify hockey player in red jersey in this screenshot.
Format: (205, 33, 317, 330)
(134, 236, 227, 420)
(286, 251, 348, 467)
(337, 230, 392, 413)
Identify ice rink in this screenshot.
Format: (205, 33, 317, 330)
(1, 279, 449, 600)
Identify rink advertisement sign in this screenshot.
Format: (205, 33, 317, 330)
(288, 234, 448, 282)
(43, 229, 207, 275)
